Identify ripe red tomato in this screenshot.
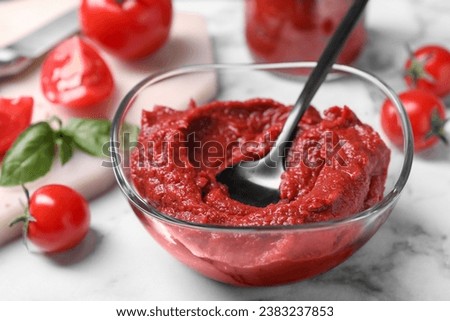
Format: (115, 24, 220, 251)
(0, 97, 33, 156)
(40, 36, 114, 109)
(404, 45, 450, 97)
(381, 89, 448, 152)
(26, 185, 91, 253)
(80, 0, 173, 60)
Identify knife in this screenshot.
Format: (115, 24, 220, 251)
(0, 8, 79, 78)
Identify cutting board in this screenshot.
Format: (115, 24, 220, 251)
(0, 1, 217, 245)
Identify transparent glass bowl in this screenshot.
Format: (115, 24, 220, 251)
(111, 62, 413, 286)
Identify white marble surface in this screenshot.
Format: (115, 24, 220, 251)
(1, 0, 450, 300)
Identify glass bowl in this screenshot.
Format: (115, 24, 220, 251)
(111, 62, 413, 286)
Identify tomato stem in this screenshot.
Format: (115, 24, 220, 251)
(8, 215, 28, 227)
(9, 185, 35, 251)
(425, 108, 449, 145)
(407, 56, 436, 87)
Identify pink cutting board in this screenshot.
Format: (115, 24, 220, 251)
(0, 1, 216, 245)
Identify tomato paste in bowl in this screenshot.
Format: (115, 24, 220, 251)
(111, 62, 413, 286)
(131, 99, 390, 226)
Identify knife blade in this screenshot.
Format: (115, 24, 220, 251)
(0, 8, 79, 78)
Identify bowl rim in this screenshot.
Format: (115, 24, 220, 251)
(111, 61, 414, 232)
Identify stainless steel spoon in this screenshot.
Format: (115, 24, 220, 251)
(217, 0, 369, 207)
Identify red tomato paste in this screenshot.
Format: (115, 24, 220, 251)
(245, 0, 367, 74)
(131, 98, 390, 226)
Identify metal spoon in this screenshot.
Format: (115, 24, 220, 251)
(217, 0, 369, 207)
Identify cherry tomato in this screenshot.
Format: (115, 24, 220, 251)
(404, 45, 450, 97)
(0, 97, 33, 156)
(80, 0, 173, 60)
(26, 185, 90, 253)
(381, 89, 448, 152)
(40, 36, 114, 109)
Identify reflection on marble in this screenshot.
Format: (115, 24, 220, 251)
(1, 0, 450, 300)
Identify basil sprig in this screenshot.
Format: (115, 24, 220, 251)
(0, 117, 112, 186)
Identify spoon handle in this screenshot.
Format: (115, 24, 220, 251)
(272, 0, 369, 158)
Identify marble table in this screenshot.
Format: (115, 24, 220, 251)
(1, 0, 450, 300)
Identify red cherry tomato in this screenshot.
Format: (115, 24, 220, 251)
(381, 89, 448, 152)
(26, 185, 91, 253)
(40, 36, 114, 109)
(80, 0, 173, 60)
(404, 45, 450, 97)
(0, 97, 33, 156)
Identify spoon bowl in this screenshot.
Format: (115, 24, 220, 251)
(216, 152, 284, 206)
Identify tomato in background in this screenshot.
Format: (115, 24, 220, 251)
(40, 36, 114, 109)
(381, 89, 448, 152)
(404, 45, 450, 97)
(22, 185, 91, 253)
(0, 97, 33, 156)
(80, 0, 173, 60)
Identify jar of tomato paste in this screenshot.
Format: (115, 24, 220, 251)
(245, 0, 367, 75)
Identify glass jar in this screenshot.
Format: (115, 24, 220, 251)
(245, 0, 367, 75)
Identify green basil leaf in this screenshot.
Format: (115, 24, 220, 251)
(63, 118, 111, 157)
(0, 122, 55, 186)
(120, 123, 140, 150)
(56, 133, 74, 165)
